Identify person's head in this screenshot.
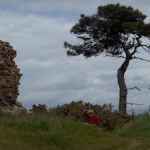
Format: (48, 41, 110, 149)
(87, 109, 94, 117)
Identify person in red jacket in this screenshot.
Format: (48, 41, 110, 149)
(87, 110, 100, 127)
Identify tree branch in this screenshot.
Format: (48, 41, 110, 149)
(141, 44, 150, 53)
(131, 35, 141, 56)
(128, 86, 142, 91)
(133, 56, 150, 62)
(105, 54, 125, 59)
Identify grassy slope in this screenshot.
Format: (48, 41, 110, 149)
(0, 112, 150, 150)
(116, 114, 150, 150)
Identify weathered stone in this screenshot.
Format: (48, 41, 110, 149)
(15, 100, 23, 107)
(0, 40, 26, 114)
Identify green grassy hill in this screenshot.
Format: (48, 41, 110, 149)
(0, 111, 150, 150)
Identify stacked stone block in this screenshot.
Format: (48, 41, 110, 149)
(0, 40, 26, 114)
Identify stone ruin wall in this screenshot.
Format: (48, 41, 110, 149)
(0, 40, 26, 114)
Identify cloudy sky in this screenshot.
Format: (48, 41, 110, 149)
(0, 0, 150, 113)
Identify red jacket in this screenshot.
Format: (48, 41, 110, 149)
(88, 114, 100, 127)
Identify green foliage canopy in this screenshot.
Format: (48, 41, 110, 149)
(64, 3, 150, 57)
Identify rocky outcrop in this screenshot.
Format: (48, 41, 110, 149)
(0, 40, 26, 114)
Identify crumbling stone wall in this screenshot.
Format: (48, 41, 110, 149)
(0, 40, 26, 114)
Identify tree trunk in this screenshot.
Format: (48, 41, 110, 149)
(117, 57, 132, 115)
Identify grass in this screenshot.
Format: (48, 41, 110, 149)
(0, 111, 150, 150)
(116, 114, 150, 137)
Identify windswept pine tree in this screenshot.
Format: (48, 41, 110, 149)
(64, 3, 150, 114)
